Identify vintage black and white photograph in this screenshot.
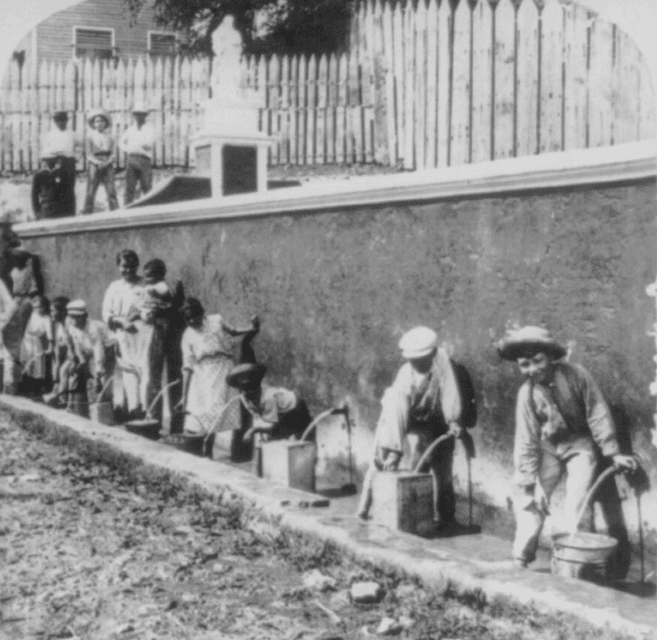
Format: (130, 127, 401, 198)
(0, 0, 655, 637)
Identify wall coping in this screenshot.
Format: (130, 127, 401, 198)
(15, 141, 657, 239)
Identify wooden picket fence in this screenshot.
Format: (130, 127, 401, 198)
(1, 0, 655, 174)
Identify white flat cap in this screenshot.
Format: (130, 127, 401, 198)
(66, 299, 88, 315)
(398, 326, 438, 359)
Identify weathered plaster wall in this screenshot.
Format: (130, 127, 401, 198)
(20, 176, 657, 548)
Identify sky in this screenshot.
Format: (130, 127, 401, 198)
(0, 0, 655, 93)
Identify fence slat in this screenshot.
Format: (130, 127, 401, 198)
(588, 13, 613, 147)
(307, 55, 318, 165)
(280, 54, 291, 165)
(437, 0, 451, 167)
(347, 51, 360, 163)
(493, 0, 515, 159)
(317, 54, 328, 165)
(539, 0, 563, 153)
(424, 0, 439, 168)
(414, 0, 428, 169)
(392, 1, 404, 167)
(516, 0, 539, 157)
(403, 2, 415, 169)
(327, 53, 339, 164)
(336, 53, 348, 164)
(163, 56, 174, 166)
(289, 55, 299, 165)
(381, 0, 396, 166)
(562, 1, 586, 150)
(471, 0, 492, 163)
(638, 53, 656, 140)
(450, 0, 471, 167)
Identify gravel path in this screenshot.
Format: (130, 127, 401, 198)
(0, 411, 632, 640)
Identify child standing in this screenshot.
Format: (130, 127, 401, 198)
(83, 109, 118, 214)
(19, 295, 53, 396)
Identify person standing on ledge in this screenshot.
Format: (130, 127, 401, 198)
(120, 104, 155, 206)
(497, 326, 638, 571)
(357, 326, 465, 532)
(83, 108, 118, 214)
(42, 111, 79, 216)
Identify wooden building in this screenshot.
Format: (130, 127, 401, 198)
(13, 0, 179, 72)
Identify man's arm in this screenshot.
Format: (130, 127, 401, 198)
(436, 348, 463, 435)
(513, 383, 542, 487)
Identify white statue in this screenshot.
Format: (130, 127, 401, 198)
(211, 15, 246, 104)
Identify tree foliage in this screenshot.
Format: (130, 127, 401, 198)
(123, 0, 355, 57)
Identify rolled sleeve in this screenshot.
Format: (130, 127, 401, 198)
(435, 348, 462, 425)
(513, 383, 542, 486)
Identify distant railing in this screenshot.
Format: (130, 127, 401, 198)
(0, 0, 654, 174)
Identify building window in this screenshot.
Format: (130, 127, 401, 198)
(74, 27, 115, 60)
(148, 32, 177, 56)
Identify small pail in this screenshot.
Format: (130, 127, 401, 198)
(551, 532, 618, 579)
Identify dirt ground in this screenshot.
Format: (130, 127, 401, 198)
(0, 411, 635, 640)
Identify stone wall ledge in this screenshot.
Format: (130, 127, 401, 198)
(15, 141, 657, 238)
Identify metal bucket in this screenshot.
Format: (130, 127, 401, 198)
(125, 418, 161, 440)
(551, 532, 618, 579)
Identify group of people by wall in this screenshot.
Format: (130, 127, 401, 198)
(0, 228, 648, 571)
(0, 237, 313, 465)
(31, 107, 156, 219)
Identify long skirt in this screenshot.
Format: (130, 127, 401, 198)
(183, 355, 240, 436)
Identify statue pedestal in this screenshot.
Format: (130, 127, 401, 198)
(192, 103, 272, 198)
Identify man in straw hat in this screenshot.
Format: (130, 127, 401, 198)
(497, 325, 637, 570)
(357, 326, 465, 531)
(83, 108, 118, 214)
(119, 103, 156, 206)
(42, 110, 79, 216)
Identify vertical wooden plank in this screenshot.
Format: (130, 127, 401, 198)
(437, 0, 451, 167)
(289, 55, 299, 165)
(171, 55, 181, 166)
(403, 1, 416, 169)
(327, 54, 339, 164)
(587, 14, 613, 147)
(91, 58, 102, 109)
(539, 0, 563, 153)
(336, 53, 348, 164)
(178, 57, 191, 167)
(613, 32, 639, 145)
(280, 54, 290, 165)
(414, 0, 428, 169)
(297, 55, 308, 164)
(638, 53, 656, 140)
(11, 61, 21, 171)
(163, 56, 174, 166)
(516, 0, 539, 157)
(316, 55, 328, 164)
(493, 0, 515, 159)
(347, 52, 359, 164)
(371, 0, 388, 165)
(562, 0, 587, 150)
(21, 62, 32, 171)
(268, 55, 281, 166)
(381, 0, 396, 166)
(306, 55, 318, 165)
(114, 60, 127, 170)
(134, 57, 147, 109)
(450, 0, 471, 166)
(471, 0, 492, 163)
(392, 1, 404, 167)
(0, 70, 7, 172)
(24, 63, 36, 171)
(361, 1, 375, 163)
(425, 0, 439, 168)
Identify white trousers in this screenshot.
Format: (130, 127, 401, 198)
(513, 438, 598, 563)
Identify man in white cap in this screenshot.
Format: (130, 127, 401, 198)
(119, 104, 156, 205)
(497, 326, 637, 570)
(357, 326, 464, 531)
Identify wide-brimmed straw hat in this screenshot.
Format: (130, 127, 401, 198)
(87, 108, 111, 128)
(496, 326, 566, 361)
(226, 363, 267, 390)
(398, 326, 438, 359)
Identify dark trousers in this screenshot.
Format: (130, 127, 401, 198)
(83, 163, 118, 213)
(124, 154, 153, 205)
(59, 157, 77, 216)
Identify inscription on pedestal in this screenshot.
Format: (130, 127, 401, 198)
(223, 145, 257, 195)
